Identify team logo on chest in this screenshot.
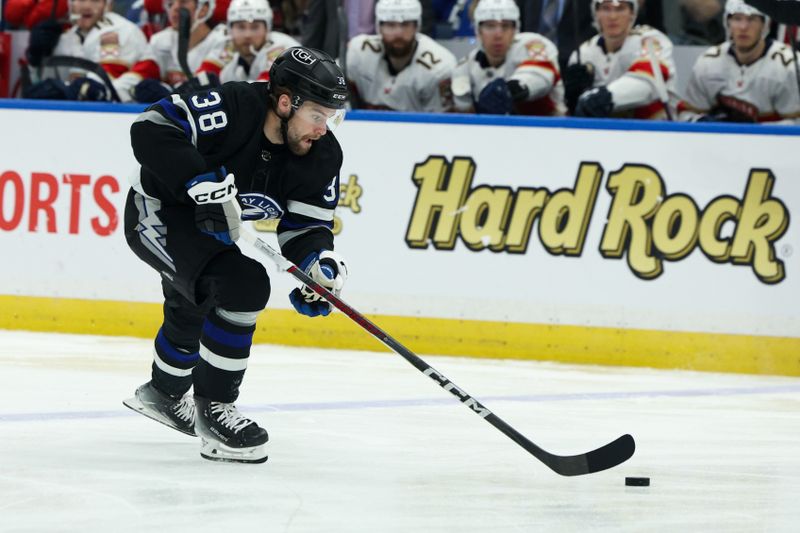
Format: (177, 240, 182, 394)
(240, 193, 285, 220)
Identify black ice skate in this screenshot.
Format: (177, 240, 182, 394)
(194, 395, 269, 464)
(123, 382, 196, 437)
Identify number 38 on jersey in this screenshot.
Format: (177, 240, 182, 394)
(190, 91, 228, 133)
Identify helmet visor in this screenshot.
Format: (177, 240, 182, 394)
(294, 101, 347, 132)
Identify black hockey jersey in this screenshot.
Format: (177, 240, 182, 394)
(129, 81, 343, 266)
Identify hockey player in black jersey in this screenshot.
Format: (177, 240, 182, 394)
(122, 47, 350, 464)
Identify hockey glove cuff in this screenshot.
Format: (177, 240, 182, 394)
(475, 78, 514, 115)
(507, 80, 530, 102)
(574, 86, 614, 118)
(187, 170, 241, 245)
(133, 78, 173, 103)
(65, 77, 108, 101)
(23, 78, 68, 100)
(290, 251, 349, 317)
(175, 72, 221, 97)
(563, 63, 595, 114)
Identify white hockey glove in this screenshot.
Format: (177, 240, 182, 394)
(185, 169, 242, 245)
(289, 250, 349, 317)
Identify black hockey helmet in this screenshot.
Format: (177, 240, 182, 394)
(269, 47, 348, 110)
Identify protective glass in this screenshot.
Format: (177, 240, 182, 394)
(293, 101, 347, 132)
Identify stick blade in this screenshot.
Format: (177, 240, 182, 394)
(545, 434, 636, 477)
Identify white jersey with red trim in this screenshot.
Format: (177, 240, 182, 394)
(113, 23, 229, 101)
(569, 25, 677, 120)
(451, 32, 564, 116)
(678, 40, 800, 124)
(52, 12, 147, 78)
(201, 31, 300, 83)
(145, 24, 229, 86)
(346, 32, 456, 112)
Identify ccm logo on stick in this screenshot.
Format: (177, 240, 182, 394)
(423, 368, 492, 418)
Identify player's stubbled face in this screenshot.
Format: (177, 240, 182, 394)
(478, 20, 515, 59)
(729, 14, 764, 53)
(380, 21, 417, 57)
(285, 102, 335, 156)
(230, 20, 268, 55)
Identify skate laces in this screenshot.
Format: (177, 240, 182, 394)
(172, 395, 195, 423)
(209, 402, 255, 433)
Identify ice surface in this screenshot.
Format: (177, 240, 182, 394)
(0, 330, 798, 532)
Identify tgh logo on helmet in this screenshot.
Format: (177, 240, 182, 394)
(291, 49, 317, 66)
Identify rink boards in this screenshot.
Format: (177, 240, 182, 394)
(0, 101, 797, 375)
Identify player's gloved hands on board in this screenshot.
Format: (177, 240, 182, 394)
(23, 78, 68, 99)
(133, 78, 173, 103)
(185, 168, 241, 245)
(26, 19, 63, 67)
(574, 86, 614, 118)
(289, 251, 349, 317)
(506, 79, 529, 102)
(707, 104, 757, 123)
(175, 72, 221, 96)
(695, 113, 722, 123)
(475, 78, 514, 115)
(563, 63, 595, 115)
(65, 77, 108, 101)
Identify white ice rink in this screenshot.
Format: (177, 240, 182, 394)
(0, 330, 798, 533)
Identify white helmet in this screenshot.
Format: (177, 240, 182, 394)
(592, 0, 638, 30)
(227, 0, 273, 29)
(197, 0, 215, 24)
(165, 0, 216, 24)
(724, 0, 770, 39)
(375, 0, 422, 29)
(473, 0, 520, 29)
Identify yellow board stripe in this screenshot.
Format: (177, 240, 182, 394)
(1, 295, 798, 376)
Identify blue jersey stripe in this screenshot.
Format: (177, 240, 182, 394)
(154, 97, 193, 141)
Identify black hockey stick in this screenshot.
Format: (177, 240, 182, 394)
(177, 7, 193, 79)
(240, 229, 635, 476)
(41, 56, 122, 102)
(572, 0, 581, 64)
(336, 0, 348, 78)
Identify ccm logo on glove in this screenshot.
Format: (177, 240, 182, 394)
(186, 175, 238, 204)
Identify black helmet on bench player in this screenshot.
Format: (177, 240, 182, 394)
(269, 47, 348, 110)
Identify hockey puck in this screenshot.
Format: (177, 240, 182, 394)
(625, 477, 650, 487)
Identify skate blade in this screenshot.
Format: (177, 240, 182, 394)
(200, 438, 268, 464)
(122, 396, 197, 437)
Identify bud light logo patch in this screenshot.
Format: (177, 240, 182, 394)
(240, 193, 285, 221)
(291, 49, 317, 66)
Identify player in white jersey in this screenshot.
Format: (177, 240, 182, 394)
(346, 0, 456, 112)
(451, 0, 564, 116)
(678, 0, 800, 123)
(113, 0, 228, 102)
(24, 0, 147, 100)
(562, 0, 677, 119)
(196, 0, 300, 83)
